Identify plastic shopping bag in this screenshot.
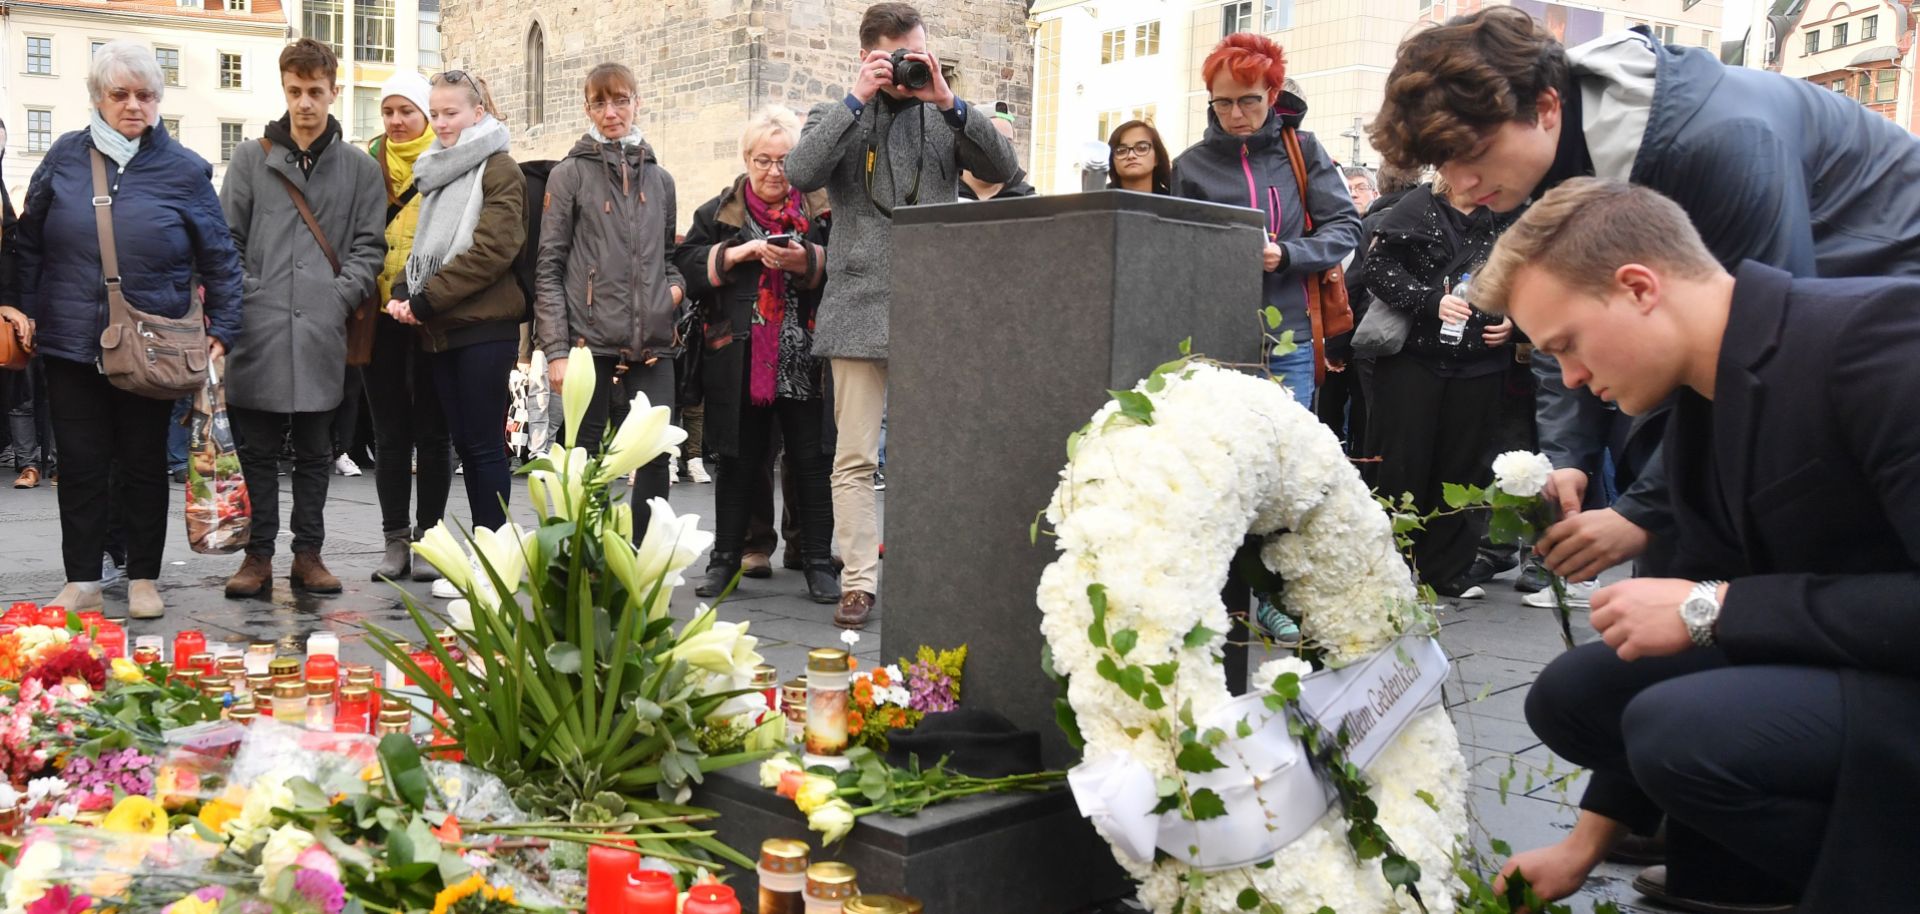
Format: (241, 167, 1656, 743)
(184, 363, 251, 554)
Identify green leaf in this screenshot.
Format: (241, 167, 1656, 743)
(1488, 508, 1529, 545)
(1381, 855, 1421, 889)
(1237, 888, 1261, 910)
(1175, 742, 1227, 774)
(1415, 789, 1439, 812)
(1087, 584, 1109, 649)
(1270, 672, 1301, 702)
(1156, 776, 1180, 797)
(378, 734, 430, 811)
(544, 641, 583, 674)
(1149, 661, 1179, 686)
(1095, 657, 1122, 686)
(1187, 788, 1227, 821)
(1178, 336, 1192, 356)
(1235, 718, 1253, 739)
(1109, 389, 1156, 426)
(1263, 305, 1283, 330)
(1442, 482, 1473, 509)
(1140, 684, 1166, 711)
(1053, 698, 1084, 750)
(1112, 628, 1139, 658)
(1489, 837, 1512, 857)
(1183, 625, 1221, 650)
(1145, 373, 1167, 394)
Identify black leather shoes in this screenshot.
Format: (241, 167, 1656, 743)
(1631, 866, 1793, 913)
(695, 553, 741, 598)
(805, 560, 841, 605)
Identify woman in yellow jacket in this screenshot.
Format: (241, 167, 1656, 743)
(364, 72, 453, 583)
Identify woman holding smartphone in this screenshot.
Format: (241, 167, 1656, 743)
(673, 106, 838, 606)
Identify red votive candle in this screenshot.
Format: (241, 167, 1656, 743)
(624, 870, 678, 914)
(306, 654, 339, 683)
(173, 630, 206, 669)
(682, 884, 740, 914)
(97, 624, 127, 660)
(36, 606, 67, 627)
(5, 603, 36, 625)
(587, 845, 642, 914)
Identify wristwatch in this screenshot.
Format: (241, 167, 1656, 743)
(1680, 580, 1726, 648)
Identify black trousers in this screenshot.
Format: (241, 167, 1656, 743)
(363, 317, 452, 535)
(714, 397, 832, 563)
(744, 431, 803, 559)
(1315, 360, 1368, 455)
(1367, 356, 1502, 587)
(575, 356, 673, 535)
(431, 340, 516, 531)
(1526, 643, 1835, 902)
(44, 357, 171, 581)
(231, 406, 334, 556)
(332, 361, 365, 458)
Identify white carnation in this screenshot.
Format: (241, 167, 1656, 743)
(1491, 450, 1554, 498)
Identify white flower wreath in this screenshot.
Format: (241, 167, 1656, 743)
(1037, 362, 1469, 913)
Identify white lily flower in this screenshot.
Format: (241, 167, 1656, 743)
(594, 391, 688, 485)
(601, 528, 645, 607)
(448, 599, 475, 632)
(411, 521, 472, 591)
(472, 522, 529, 593)
(610, 502, 634, 540)
(633, 498, 714, 584)
(527, 472, 553, 521)
(671, 616, 762, 677)
(561, 344, 596, 449)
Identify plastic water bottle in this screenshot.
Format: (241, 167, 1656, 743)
(1440, 272, 1472, 345)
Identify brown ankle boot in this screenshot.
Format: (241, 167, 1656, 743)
(225, 554, 273, 599)
(290, 551, 343, 594)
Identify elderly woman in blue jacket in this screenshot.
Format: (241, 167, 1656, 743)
(15, 40, 243, 620)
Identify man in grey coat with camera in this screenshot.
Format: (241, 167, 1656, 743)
(785, 1, 1020, 629)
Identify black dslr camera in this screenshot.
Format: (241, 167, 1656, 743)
(889, 48, 932, 90)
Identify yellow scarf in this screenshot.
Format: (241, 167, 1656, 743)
(375, 130, 436, 301)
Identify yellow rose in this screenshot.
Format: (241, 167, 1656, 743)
(793, 774, 838, 815)
(110, 658, 146, 684)
(198, 799, 241, 833)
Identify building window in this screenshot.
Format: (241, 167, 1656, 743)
(1096, 106, 1158, 144)
(1877, 68, 1899, 102)
(1833, 22, 1848, 47)
(1651, 23, 1676, 45)
(157, 47, 182, 86)
(304, 0, 344, 57)
(352, 87, 381, 143)
(1831, 78, 1846, 92)
(91, 40, 107, 58)
(1263, 0, 1289, 32)
(1222, 0, 1254, 36)
(26, 37, 53, 75)
(1135, 21, 1161, 57)
(177, 0, 197, 7)
(162, 116, 180, 137)
(419, 0, 442, 69)
(355, 0, 395, 64)
(220, 53, 244, 89)
(1101, 28, 1127, 64)
(1806, 30, 1820, 54)
(224, 0, 250, 11)
(526, 22, 546, 126)
(1033, 18, 1060, 194)
(1863, 15, 1878, 41)
(1700, 29, 1715, 49)
(220, 123, 244, 162)
(1855, 71, 1872, 102)
(26, 110, 52, 153)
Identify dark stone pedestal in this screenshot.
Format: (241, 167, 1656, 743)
(694, 765, 1132, 913)
(884, 190, 1266, 767)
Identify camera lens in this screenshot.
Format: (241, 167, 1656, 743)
(890, 49, 932, 90)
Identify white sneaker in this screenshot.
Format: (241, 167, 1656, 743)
(1524, 581, 1596, 609)
(687, 457, 711, 484)
(431, 578, 461, 599)
(334, 455, 362, 477)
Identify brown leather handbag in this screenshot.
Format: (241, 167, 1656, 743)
(259, 138, 379, 367)
(1281, 127, 1355, 384)
(0, 321, 29, 371)
(90, 150, 209, 399)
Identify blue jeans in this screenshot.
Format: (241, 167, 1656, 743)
(1267, 344, 1315, 410)
(167, 397, 192, 473)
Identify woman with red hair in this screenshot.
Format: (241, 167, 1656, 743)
(1171, 33, 1361, 411)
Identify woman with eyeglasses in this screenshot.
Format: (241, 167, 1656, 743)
(1170, 33, 1361, 411)
(1106, 119, 1171, 195)
(674, 107, 839, 606)
(14, 39, 243, 618)
(383, 70, 526, 536)
(534, 63, 687, 536)
(361, 72, 455, 583)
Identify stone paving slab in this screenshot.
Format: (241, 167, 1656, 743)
(0, 471, 1663, 912)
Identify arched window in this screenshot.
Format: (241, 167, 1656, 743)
(527, 22, 546, 126)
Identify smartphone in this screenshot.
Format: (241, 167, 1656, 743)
(765, 233, 795, 248)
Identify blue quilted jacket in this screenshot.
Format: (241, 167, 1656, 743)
(17, 123, 244, 365)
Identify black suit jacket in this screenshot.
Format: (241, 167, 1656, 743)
(1664, 261, 1920, 912)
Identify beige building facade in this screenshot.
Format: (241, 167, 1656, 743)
(3, 0, 289, 195)
(435, 0, 1034, 232)
(279, 0, 441, 145)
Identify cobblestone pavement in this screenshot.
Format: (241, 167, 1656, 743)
(0, 469, 1664, 912)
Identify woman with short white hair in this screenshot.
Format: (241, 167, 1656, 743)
(15, 38, 244, 619)
(674, 105, 839, 607)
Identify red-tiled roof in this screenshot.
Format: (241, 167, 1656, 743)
(11, 0, 285, 25)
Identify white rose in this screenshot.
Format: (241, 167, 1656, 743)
(1491, 450, 1554, 499)
(254, 824, 317, 888)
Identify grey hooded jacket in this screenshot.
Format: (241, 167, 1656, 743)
(1169, 96, 1362, 348)
(1537, 29, 1920, 537)
(785, 95, 1019, 361)
(534, 134, 685, 361)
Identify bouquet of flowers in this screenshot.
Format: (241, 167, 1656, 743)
(838, 637, 967, 751)
(757, 748, 1063, 846)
